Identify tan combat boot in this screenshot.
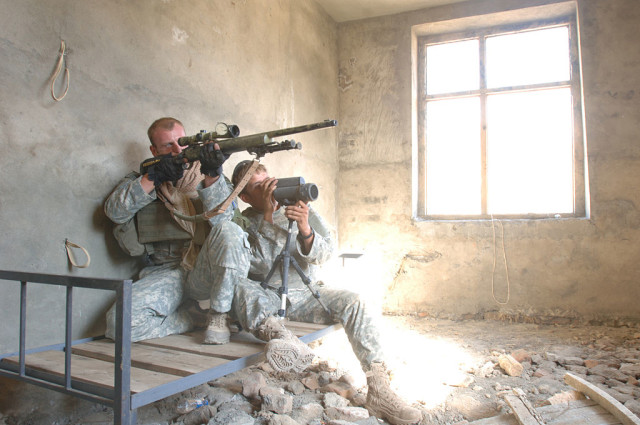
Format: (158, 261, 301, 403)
(184, 300, 209, 329)
(365, 363, 422, 425)
(203, 311, 230, 345)
(257, 316, 315, 373)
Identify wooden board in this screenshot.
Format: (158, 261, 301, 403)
(565, 373, 640, 425)
(503, 394, 545, 425)
(470, 399, 623, 425)
(0, 321, 340, 405)
(137, 334, 264, 360)
(539, 399, 620, 424)
(71, 340, 228, 377)
(1, 350, 178, 393)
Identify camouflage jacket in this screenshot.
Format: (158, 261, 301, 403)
(238, 206, 335, 290)
(104, 172, 234, 264)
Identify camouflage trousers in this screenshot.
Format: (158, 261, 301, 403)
(231, 280, 386, 370)
(105, 221, 250, 342)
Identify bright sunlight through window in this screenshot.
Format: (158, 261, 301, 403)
(418, 17, 585, 219)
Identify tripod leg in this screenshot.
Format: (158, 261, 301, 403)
(289, 257, 331, 315)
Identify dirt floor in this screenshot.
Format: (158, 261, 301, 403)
(1, 315, 639, 424)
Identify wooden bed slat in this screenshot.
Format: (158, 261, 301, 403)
(137, 334, 264, 359)
(71, 340, 228, 377)
(2, 351, 178, 393)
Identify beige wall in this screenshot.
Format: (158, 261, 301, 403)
(336, 0, 640, 324)
(0, 0, 338, 352)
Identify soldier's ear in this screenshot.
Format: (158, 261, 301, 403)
(239, 193, 249, 203)
(149, 144, 158, 157)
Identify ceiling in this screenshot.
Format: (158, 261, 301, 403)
(314, 0, 470, 23)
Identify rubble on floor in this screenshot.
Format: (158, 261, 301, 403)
(1, 316, 640, 425)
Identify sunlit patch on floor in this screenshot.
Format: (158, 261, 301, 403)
(310, 315, 480, 409)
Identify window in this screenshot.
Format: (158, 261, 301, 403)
(416, 12, 587, 220)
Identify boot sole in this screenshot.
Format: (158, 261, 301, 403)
(265, 339, 314, 373)
(203, 331, 230, 345)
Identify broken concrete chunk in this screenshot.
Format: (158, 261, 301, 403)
(324, 406, 370, 422)
(262, 391, 293, 415)
(302, 375, 320, 390)
(323, 392, 350, 408)
(320, 381, 357, 399)
(546, 390, 586, 405)
(242, 371, 268, 399)
(510, 349, 531, 363)
(498, 354, 524, 377)
(269, 414, 302, 425)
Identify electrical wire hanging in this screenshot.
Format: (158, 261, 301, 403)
(491, 215, 511, 305)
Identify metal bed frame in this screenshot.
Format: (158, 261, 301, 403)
(0, 270, 340, 425)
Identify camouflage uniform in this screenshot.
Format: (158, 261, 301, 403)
(104, 172, 249, 342)
(230, 206, 385, 370)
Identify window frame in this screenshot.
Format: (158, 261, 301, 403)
(416, 14, 586, 221)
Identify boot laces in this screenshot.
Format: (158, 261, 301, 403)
(208, 312, 227, 329)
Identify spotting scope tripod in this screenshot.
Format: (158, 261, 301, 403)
(260, 218, 330, 319)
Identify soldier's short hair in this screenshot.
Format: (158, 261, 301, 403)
(232, 160, 267, 193)
(147, 117, 184, 145)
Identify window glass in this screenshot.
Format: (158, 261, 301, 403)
(486, 88, 574, 214)
(426, 97, 481, 215)
(426, 39, 479, 95)
(486, 26, 571, 88)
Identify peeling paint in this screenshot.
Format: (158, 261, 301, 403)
(171, 26, 189, 44)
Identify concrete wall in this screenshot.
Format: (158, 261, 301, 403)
(0, 0, 338, 353)
(336, 0, 640, 324)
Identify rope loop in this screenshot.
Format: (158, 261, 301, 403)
(65, 239, 91, 268)
(51, 40, 70, 101)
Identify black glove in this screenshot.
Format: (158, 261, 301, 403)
(143, 154, 184, 187)
(199, 143, 229, 177)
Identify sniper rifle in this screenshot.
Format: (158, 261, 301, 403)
(140, 119, 337, 174)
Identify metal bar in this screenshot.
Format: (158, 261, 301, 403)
(298, 323, 343, 344)
(65, 285, 73, 390)
(114, 280, 133, 425)
(19, 280, 26, 377)
(131, 350, 265, 409)
(0, 270, 126, 291)
(0, 335, 105, 360)
(0, 367, 114, 406)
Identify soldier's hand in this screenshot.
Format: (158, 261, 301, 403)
(144, 154, 184, 187)
(200, 143, 229, 177)
(285, 201, 311, 234)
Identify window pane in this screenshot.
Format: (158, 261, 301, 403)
(426, 97, 481, 215)
(486, 88, 574, 214)
(486, 26, 570, 88)
(426, 40, 479, 95)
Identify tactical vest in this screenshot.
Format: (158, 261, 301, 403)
(112, 199, 208, 258)
(136, 199, 207, 246)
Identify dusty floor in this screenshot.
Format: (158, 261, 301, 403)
(1, 315, 639, 424)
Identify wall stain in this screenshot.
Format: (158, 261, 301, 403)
(338, 67, 353, 92)
(364, 196, 387, 204)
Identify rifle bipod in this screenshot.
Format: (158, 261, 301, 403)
(260, 219, 330, 318)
